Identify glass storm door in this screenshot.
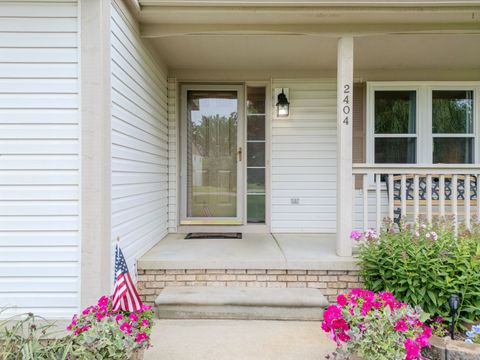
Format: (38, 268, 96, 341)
(181, 85, 244, 225)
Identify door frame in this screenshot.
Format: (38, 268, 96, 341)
(180, 84, 245, 225)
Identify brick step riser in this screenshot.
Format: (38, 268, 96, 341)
(137, 269, 362, 306)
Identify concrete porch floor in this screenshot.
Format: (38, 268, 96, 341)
(138, 233, 357, 270)
(144, 320, 336, 360)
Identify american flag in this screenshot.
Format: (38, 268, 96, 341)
(112, 243, 143, 312)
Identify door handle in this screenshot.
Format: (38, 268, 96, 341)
(237, 147, 242, 162)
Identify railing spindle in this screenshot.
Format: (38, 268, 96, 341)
(388, 175, 394, 221)
(413, 175, 419, 223)
(426, 174, 432, 224)
(376, 173, 381, 234)
(477, 174, 480, 219)
(465, 175, 471, 230)
(439, 175, 445, 217)
(452, 175, 458, 235)
(363, 173, 368, 232)
(401, 175, 407, 222)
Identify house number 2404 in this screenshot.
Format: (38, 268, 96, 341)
(342, 84, 351, 125)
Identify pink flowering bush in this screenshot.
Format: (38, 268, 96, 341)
(66, 296, 154, 359)
(354, 218, 480, 331)
(322, 289, 432, 360)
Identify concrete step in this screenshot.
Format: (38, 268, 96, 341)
(155, 287, 329, 321)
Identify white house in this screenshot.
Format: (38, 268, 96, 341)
(0, 0, 479, 319)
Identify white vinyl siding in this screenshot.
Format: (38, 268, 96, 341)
(111, 0, 169, 276)
(271, 80, 337, 232)
(0, 0, 80, 318)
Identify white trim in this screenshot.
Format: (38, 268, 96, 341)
(179, 84, 245, 225)
(80, 0, 112, 307)
(366, 81, 480, 167)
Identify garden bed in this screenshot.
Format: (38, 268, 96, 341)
(424, 335, 480, 360)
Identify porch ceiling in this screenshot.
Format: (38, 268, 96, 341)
(146, 33, 480, 74)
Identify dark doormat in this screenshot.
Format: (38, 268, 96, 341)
(184, 233, 242, 240)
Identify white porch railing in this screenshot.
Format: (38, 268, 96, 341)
(352, 164, 480, 234)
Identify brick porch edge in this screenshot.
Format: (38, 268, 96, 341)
(137, 269, 362, 305)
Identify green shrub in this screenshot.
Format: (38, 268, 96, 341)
(355, 218, 480, 330)
(0, 310, 71, 360)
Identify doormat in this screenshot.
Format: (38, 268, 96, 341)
(184, 233, 242, 240)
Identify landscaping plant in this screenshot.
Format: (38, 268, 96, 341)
(465, 324, 480, 344)
(66, 295, 154, 359)
(322, 289, 432, 360)
(353, 218, 480, 331)
(1, 296, 154, 360)
(0, 308, 71, 360)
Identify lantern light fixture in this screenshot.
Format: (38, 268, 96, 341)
(276, 88, 290, 118)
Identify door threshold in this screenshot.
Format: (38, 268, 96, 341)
(178, 224, 269, 234)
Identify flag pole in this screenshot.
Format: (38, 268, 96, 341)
(113, 236, 120, 286)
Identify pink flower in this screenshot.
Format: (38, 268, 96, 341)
(82, 306, 94, 315)
(129, 313, 139, 322)
(349, 230, 362, 240)
(139, 304, 152, 313)
(365, 228, 378, 240)
(95, 312, 104, 321)
(115, 314, 123, 323)
(332, 318, 348, 331)
(394, 319, 409, 332)
(416, 327, 432, 348)
(141, 319, 150, 327)
(97, 295, 109, 309)
(136, 332, 149, 343)
(66, 314, 77, 331)
(336, 294, 347, 307)
(73, 325, 90, 336)
(120, 322, 132, 334)
(337, 331, 350, 342)
(405, 338, 420, 360)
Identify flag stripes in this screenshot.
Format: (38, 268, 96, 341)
(112, 243, 143, 312)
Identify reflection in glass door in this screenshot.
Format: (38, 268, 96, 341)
(181, 85, 244, 224)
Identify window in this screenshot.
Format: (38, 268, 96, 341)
(374, 90, 417, 163)
(432, 90, 474, 164)
(368, 83, 479, 165)
(246, 86, 266, 223)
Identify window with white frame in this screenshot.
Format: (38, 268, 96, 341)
(367, 83, 479, 165)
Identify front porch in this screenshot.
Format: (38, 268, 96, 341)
(137, 233, 359, 305)
(125, 0, 480, 310)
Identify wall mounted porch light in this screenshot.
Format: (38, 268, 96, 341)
(275, 88, 290, 118)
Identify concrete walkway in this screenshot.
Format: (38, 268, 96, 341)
(144, 320, 336, 360)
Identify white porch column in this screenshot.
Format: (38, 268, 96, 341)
(336, 37, 354, 257)
(80, 0, 112, 307)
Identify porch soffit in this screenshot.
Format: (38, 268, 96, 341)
(131, 0, 480, 73)
(136, 3, 480, 38)
(136, 0, 480, 30)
